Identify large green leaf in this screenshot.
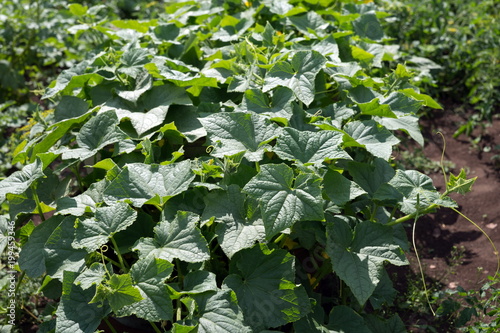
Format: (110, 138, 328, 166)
(399, 88, 442, 109)
(352, 12, 385, 41)
(381, 170, 448, 214)
(369, 269, 397, 310)
(73, 202, 137, 252)
(311, 35, 341, 63)
(237, 87, 294, 120)
(56, 194, 98, 216)
(6, 170, 70, 219)
(43, 60, 103, 99)
(343, 120, 399, 160)
(120, 48, 150, 69)
(116, 84, 192, 136)
(192, 290, 252, 333)
(212, 11, 255, 43)
(155, 68, 218, 92)
(54, 96, 89, 122)
(357, 98, 397, 118)
(61, 110, 128, 161)
(56, 180, 107, 216)
(118, 256, 174, 321)
(323, 169, 367, 206)
(262, 0, 293, 15)
(243, 164, 324, 239)
(380, 91, 422, 115)
(223, 244, 312, 331)
(19, 215, 87, 279)
(347, 85, 379, 104)
(182, 271, 218, 295)
(326, 218, 407, 305)
(287, 11, 329, 38)
(55, 271, 110, 333)
(117, 107, 169, 138)
(163, 105, 207, 143)
(0, 158, 45, 204)
(116, 69, 153, 103)
(74, 263, 109, 290)
(202, 184, 265, 258)
(264, 50, 326, 106)
(347, 158, 395, 196)
(327, 305, 371, 333)
(365, 313, 407, 333)
(103, 160, 195, 207)
(21, 112, 91, 163)
(375, 115, 424, 146)
(199, 112, 280, 162)
(133, 211, 210, 263)
(274, 127, 351, 165)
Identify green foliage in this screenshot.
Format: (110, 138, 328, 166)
(0, 0, 171, 178)
(440, 275, 500, 332)
(381, 0, 500, 132)
(399, 271, 500, 332)
(0, 0, 479, 332)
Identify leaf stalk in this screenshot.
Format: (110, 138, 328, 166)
(30, 184, 45, 222)
(150, 322, 162, 333)
(110, 236, 129, 273)
(104, 317, 118, 333)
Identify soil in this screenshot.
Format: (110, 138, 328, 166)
(393, 102, 500, 331)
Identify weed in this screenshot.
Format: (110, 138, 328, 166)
(397, 148, 456, 174)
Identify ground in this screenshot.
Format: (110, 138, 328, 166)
(408, 105, 499, 290)
(393, 103, 500, 331)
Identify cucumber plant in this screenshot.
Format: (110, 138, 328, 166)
(0, 1, 478, 332)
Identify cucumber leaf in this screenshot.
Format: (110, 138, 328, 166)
(133, 211, 210, 263)
(200, 112, 280, 162)
(243, 164, 324, 239)
(223, 244, 312, 331)
(264, 51, 327, 106)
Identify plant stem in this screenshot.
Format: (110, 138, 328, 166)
(387, 77, 400, 94)
(255, 161, 260, 173)
(386, 203, 439, 227)
(273, 233, 286, 245)
(411, 207, 436, 316)
(150, 322, 162, 333)
(30, 184, 45, 222)
(340, 279, 347, 305)
(102, 255, 121, 268)
(104, 317, 118, 333)
(71, 163, 85, 194)
(176, 299, 182, 322)
(149, 321, 161, 333)
(388, 205, 398, 222)
(110, 236, 129, 273)
(14, 271, 26, 295)
(370, 203, 378, 222)
(173, 258, 185, 322)
(175, 258, 183, 283)
(153, 203, 163, 212)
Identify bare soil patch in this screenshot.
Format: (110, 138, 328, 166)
(411, 106, 499, 290)
(393, 103, 500, 331)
